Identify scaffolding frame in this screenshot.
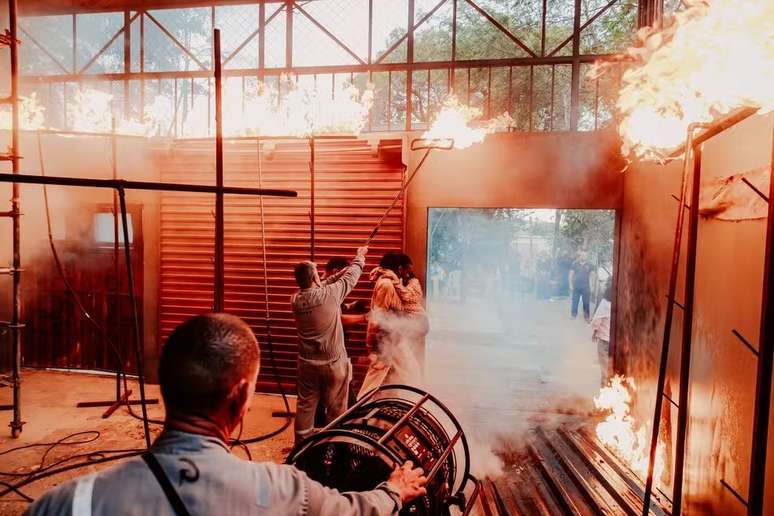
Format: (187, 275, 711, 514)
(0, 0, 24, 438)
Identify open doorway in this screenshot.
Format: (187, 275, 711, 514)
(425, 208, 616, 430)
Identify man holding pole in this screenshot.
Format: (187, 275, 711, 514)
(291, 246, 368, 444)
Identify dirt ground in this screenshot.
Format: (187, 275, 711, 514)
(0, 369, 295, 515)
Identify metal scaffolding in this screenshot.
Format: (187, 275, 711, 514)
(1, 0, 24, 438)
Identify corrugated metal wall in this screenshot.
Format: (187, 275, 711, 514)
(158, 137, 405, 392)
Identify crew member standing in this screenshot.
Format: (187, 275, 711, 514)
(569, 251, 594, 322)
(291, 246, 368, 444)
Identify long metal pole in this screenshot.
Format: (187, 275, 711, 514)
(748, 124, 774, 515)
(213, 28, 225, 312)
(9, 0, 24, 438)
(309, 136, 315, 261)
(111, 120, 121, 401)
(365, 147, 433, 245)
(117, 186, 151, 448)
(0, 173, 297, 197)
(671, 144, 703, 515)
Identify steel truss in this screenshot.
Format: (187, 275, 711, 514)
(14, 0, 662, 134)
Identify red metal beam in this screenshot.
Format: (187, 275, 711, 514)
(20, 53, 624, 84)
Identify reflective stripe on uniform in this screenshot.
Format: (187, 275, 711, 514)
(71, 474, 96, 516)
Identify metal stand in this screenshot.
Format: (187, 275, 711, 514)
(640, 107, 759, 515)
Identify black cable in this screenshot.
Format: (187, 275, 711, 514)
(0, 480, 33, 502)
(239, 140, 292, 445)
(0, 431, 98, 458)
(0, 451, 143, 500)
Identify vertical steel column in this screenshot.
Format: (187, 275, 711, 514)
(569, 0, 581, 131)
(540, 0, 547, 56)
(8, 0, 24, 438)
(111, 120, 121, 402)
(367, 0, 373, 65)
(140, 11, 145, 120)
(450, 0, 457, 92)
(748, 125, 774, 516)
(638, 0, 663, 29)
(213, 29, 225, 312)
(123, 10, 130, 118)
(309, 137, 315, 261)
(671, 144, 703, 515)
(405, 0, 414, 131)
(117, 186, 151, 449)
(285, 1, 292, 68)
(258, 2, 265, 78)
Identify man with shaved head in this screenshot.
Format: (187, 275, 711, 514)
(27, 313, 426, 515)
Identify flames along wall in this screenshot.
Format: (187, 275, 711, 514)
(617, 112, 774, 514)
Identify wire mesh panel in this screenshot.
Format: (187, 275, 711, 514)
(215, 5, 260, 70)
(76, 12, 124, 74)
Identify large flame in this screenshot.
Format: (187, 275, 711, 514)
(594, 375, 665, 485)
(2, 79, 372, 138)
(616, 0, 774, 160)
(422, 95, 514, 149)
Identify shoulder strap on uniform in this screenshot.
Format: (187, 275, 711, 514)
(142, 452, 192, 516)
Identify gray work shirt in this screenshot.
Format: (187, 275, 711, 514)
(291, 255, 364, 363)
(25, 430, 401, 516)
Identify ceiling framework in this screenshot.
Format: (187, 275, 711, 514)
(15, 0, 660, 134)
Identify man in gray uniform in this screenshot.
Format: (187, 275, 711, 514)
(26, 313, 426, 515)
(291, 246, 367, 444)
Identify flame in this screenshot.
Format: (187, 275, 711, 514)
(0, 93, 45, 130)
(422, 95, 514, 149)
(615, 0, 774, 160)
(214, 77, 374, 137)
(2, 79, 372, 138)
(594, 375, 665, 485)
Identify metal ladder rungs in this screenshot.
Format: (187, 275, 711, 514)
(0, 154, 20, 162)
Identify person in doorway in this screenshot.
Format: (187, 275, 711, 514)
(291, 246, 367, 444)
(591, 282, 613, 386)
(26, 313, 427, 515)
(569, 251, 594, 321)
(313, 256, 368, 428)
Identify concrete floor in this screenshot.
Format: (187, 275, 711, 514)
(0, 369, 294, 515)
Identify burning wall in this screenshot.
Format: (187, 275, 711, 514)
(617, 112, 774, 514)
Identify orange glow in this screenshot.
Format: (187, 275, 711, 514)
(594, 375, 665, 485)
(28, 79, 372, 138)
(616, 0, 774, 160)
(422, 95, 514, 149)
(0, 93, 45, 130)
(218, 78, 374, 137)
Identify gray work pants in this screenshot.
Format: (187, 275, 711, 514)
(295, 355, 352, 443)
